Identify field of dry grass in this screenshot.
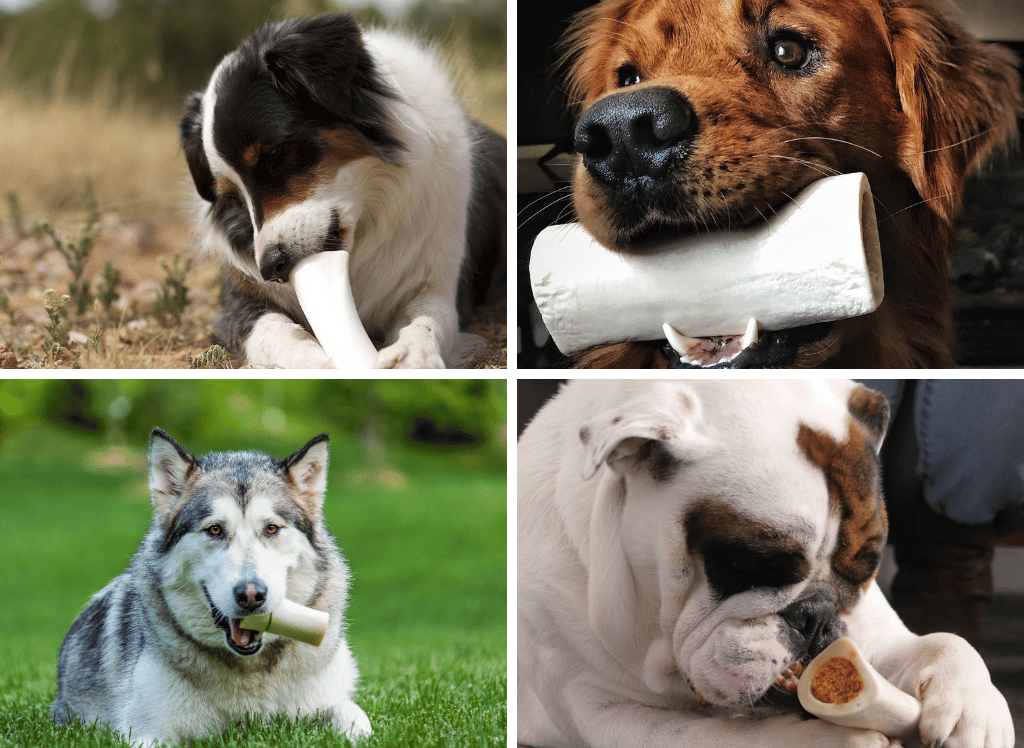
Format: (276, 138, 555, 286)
(0, 59, 506, 370)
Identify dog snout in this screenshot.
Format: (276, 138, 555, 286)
(779, 589, 844, 659)
(574, 87, 696, 184)
(259, 243, 295, 283)
(233, 580, 267, 611)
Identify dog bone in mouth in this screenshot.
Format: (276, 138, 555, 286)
(530, 173, 883, 359)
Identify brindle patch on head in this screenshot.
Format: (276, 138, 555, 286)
(797, 420, 887, 604)
(846, 385, 889, 449)
(683, 500, 810, 600)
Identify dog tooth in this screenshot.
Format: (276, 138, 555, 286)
(741, 318, 759, 349)
(662, 323, 701, 355)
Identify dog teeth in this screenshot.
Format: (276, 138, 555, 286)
(740, 317, 759, 349)
(663, 323, 701, 355)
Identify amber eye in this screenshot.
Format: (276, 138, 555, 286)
(265, 524, 280, 536)
(770, 36, 811, 69)
(617, 63, 641, 88)
(206, 524, 223, 537)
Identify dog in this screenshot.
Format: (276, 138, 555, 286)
(51, 429, 372, 746)
(518, 380, 1014, 748)
(180, 13, 505, 369)
(560, 0, 1021, 368)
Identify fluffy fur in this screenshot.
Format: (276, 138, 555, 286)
(561, 0, 1021, 368)
(51, 430, 371, 746)
(518, 380, 1014, 748)
(181, 14, 505, 369)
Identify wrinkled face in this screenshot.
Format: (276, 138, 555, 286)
(581, 382, 888, 712)
(567, 0, 905, 250)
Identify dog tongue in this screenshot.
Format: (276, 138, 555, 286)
(229, 618, 257, 648)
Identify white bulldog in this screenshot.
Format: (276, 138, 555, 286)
(518, 380, 1014, 748)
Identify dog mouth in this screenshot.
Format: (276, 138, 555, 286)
(663, 321, 834, 368)
(202, 586, 263, 656)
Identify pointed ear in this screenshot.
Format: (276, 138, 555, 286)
(890, 3, 1022, 224)
(179, 91, 215, 203)
(579, 384, 703, 480)
(283, 433, 329, 510)
(149, 428, 199, 519)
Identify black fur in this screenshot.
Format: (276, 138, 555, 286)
(180, 92, 215, 202)
(460, 120, 507, 324)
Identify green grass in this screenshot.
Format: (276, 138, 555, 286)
(0, 425, 506, 747)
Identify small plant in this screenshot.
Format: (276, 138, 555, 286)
(97, 261, 122, 315)
(189, 344, 232, 369)
(38, 180, 102, 317)
(6, 190, 34, 239)
(154, 253, 193, 326)
(42, 289, 71, 362)
(0, 292, 14, 324)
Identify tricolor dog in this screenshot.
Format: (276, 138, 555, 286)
(180, 14, 505, 368)
(518, 380, 1013, 748)
(52, 429, 371, 746)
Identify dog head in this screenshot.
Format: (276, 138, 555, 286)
(576, 380, 889, 712)
(563, 0, 1020, 367)
(180, 13, 404, 284)
(148, 429, 336, 657)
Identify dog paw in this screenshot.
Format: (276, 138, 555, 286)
(916, 669, 1014, 748)
(328, 701, 372, 739)
(375, 340, 446, 369)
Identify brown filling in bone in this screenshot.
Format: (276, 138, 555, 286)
(811, 657, 863, 704)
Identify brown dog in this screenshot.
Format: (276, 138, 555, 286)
(562, 0, 1021, 368)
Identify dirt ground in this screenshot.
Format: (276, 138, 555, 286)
(0, 212, 507, 370)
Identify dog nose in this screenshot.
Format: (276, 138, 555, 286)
(234, 580, 267, 611)
(259, 244, 295, 283)
(574, 86, 696, 184)
(779, 589, 843, 658)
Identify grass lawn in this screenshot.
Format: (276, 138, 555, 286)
(0, 424, 506, 747)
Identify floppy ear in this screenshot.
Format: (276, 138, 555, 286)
(889, 2, 1022, 224)
(261, 14, 403, 162)
(283, 433, 330, 511)
(579, 384, 703, 480)
(149, 428, 199, 519)
(846, 385, 890, 454)
(179, 92, 215, 203)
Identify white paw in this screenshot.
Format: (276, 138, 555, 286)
(375, 339, 445, 369)
(916, 668, 1014, 748)
(329, 701, 372, 740)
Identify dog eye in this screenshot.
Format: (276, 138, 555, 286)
(770, 36, 811, 69)
(206, 524, 223, 537)
(617, 64, 641, 88)
(265, 524, 280, 536)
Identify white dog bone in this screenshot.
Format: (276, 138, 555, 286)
(240, 598, 329, 647)
(290, 251, 378, 369)
(797, 637, 921, 738)
(530, 172, 883, 355)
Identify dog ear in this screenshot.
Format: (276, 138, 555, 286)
(579, 384, 703, 480)
(846, 385, 890, 453)
(179, 92, 216, 203)
(889, 2, 1022, 224)
(149, 428, 199, 518)
(283, 433, 330, 510)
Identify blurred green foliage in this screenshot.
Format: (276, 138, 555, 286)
(0, 379, 507, 471)
(0, 0, 506, 111)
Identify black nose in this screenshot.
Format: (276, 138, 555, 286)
(234, 580, 267, 612)
(259, 244, 295, 283)
(574, 86, 697, 184)
(779, 589, 843, 659)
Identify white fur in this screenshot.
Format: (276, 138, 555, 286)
(196, 29, 472, 369)
(518, 379, 1014, 748)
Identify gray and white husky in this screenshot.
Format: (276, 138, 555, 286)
(51, 428, 372, 746)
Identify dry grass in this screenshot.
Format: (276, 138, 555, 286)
(0, 61, 507, 370)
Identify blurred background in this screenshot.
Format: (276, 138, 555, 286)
(0, 0, 506, 368)
(0, 378, 507, 744)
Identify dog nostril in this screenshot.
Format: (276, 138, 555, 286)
(575, 122, 613, 160)
(259, 244, 295, 283)
(233, 581, 268, 611)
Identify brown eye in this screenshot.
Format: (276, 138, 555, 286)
(617, 64, 641, 88)
(206, 524, 222, 537)
(771, 36, 811, 69)
(265, 524, 279, 536)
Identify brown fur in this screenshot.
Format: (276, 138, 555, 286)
(564, 0, 1021, 368)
